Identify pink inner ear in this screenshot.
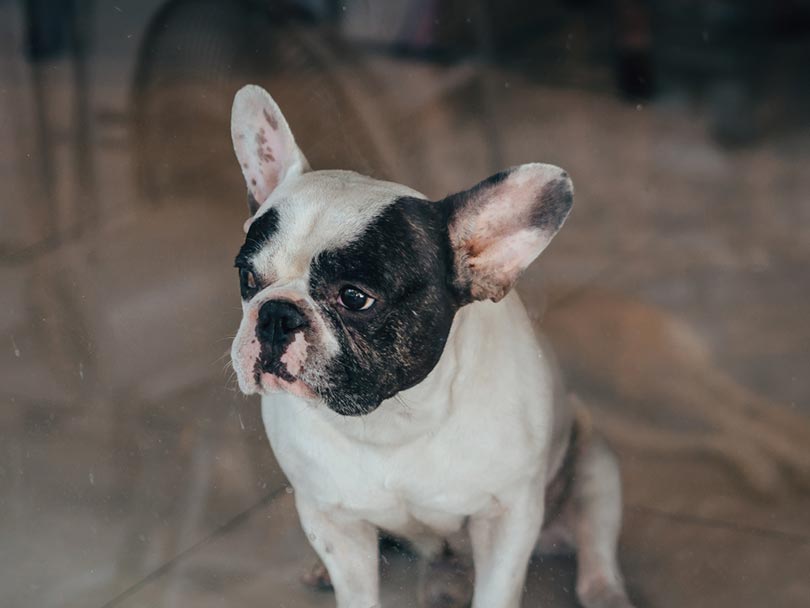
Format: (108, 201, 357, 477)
(255, 128, 276, 163)
(466, 228, 550, 301)
(234, 122, 284, 204)
(232, 85, 307, 205)
(449, 163, 573, 303)
(461, 182, 544, 267)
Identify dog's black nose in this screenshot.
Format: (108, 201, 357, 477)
(257, 300, 308, 348)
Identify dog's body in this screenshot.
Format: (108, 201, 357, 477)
(229, 85, 633, 608)
(264, 292, 569, 533)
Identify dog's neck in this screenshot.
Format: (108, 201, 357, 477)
(315, 294, 520, 446)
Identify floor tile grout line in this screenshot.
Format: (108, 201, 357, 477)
(627, 503, 810, 544)
(97, 485, 289, 608)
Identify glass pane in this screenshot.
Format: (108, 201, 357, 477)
(1, 1, 808, 607)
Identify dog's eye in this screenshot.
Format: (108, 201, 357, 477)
(338, 285, 375, 311)
(239, 267, 259, 298)
(240, 268, 257, 289)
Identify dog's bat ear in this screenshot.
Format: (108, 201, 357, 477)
(231, 85, 310, 224)
(443, 163, 573, 304)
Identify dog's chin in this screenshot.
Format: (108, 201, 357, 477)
(324, 394, 383, 417)
(249, 371, 317, 401)
(236, 364, 384, 415)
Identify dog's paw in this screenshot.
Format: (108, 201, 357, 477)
(418, 551, 474, 608)
(300, 559, 333, 592)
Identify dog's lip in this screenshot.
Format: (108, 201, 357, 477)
(255, 370, 317, 400)
(257, 358, 296, 382)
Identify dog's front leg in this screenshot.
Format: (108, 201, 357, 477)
(296, 495, 380, 608)
(468, 484, 545, 608)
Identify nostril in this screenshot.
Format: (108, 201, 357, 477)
(281, 310, 307, 333)
(258, 300, 308, 345)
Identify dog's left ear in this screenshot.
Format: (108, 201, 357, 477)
(444, 163, 573, 304)
(231, 85, 310, 228)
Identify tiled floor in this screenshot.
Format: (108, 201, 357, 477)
(1, 3, 809, 608)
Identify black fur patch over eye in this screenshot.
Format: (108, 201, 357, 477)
(307, 197, 459, 415)
(234, 207, 279, 300)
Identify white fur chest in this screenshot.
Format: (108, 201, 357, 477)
(260, 295, 559, 537)
(262, 396, 546, 536)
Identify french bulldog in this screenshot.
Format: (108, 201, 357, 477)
(229, 84, 634, 608)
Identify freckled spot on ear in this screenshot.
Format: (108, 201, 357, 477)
(251, 178, 257, 186)
(263, 108, 279, 131)
(242, 162, 248, 169)
(254, 131, 276, 163)
(257, 147, 275, 163)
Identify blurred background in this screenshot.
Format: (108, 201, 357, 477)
(1, 0, 810, 606)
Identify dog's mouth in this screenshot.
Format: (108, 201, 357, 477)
(253, 367, 317, 400)
(257, 353, 296, 382)
(246, 325, 317, 399)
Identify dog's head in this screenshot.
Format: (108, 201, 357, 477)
(229, 85, 573, 416)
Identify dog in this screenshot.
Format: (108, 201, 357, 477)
(229, 84, 634, 608)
